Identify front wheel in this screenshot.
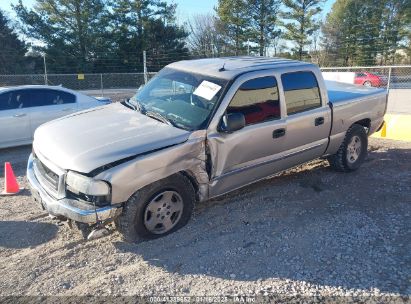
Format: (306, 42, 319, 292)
(328, 124, 368, 172)
(116, 174, 195, 242)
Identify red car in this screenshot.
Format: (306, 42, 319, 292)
(354, 72, 387, 87)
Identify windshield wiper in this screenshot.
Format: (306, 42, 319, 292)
(145, 111, 176, 127)
(123, 98, 136, 110)
(125, 98, 145, 112)
(133, 99, 145, 112)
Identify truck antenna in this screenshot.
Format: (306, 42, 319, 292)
(219, 63, 226, 72)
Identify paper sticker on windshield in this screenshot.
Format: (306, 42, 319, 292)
(193, 81, 222, 101)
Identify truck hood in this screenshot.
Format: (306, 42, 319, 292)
(33, 103, 191, 173)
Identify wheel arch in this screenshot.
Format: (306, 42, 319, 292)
(179, 170, 202, 202)
(352, 118, 371, 133)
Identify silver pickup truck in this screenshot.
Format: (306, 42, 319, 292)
(27, 57, 387, 241)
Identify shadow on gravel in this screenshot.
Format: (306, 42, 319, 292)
(0, 189, 33, 198)
(115, 147, 411, 296)
(0, 221, 58, 249)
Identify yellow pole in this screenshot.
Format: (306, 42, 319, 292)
(381, 122, 387, 137)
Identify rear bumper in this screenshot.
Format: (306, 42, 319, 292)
(27, 154, 122, 223)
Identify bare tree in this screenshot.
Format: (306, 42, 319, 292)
(186, 14, 231, 57)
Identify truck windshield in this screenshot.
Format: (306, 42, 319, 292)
(128, 68, 227, 130)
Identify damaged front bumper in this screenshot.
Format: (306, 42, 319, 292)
(27, 154, 122, 224)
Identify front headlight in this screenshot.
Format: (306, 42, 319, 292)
(66, 171, 110, 196)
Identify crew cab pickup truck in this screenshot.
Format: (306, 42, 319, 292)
(27, 57, 387, 241)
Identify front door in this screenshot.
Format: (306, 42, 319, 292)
(0, 90, 32, 148)
(207, 71, 288, 197)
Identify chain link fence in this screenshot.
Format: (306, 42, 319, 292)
(1, 66, 410, 91)
(320, 65, 411, 114)
(0, 72, 157, 94)
(0, 72, 158, 102)
(320, 65, 411, 89)
(0, 65, 410, 112)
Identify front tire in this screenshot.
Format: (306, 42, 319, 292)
(328, 124, 368, 172)
(116, 174, 195, 242)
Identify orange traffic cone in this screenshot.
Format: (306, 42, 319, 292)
(2, 162, 20, 195)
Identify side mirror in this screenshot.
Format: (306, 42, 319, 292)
(220, 112, 246, 133)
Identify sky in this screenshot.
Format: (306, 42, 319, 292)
(1, 0, 335, 22)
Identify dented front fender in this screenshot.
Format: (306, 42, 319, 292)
(95, 130, 209, 204)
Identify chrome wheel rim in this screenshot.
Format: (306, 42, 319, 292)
(144, 191, 183, 234)
(346, 135, 362, 164)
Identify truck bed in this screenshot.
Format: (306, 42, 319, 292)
(324, 80, 387, 157)
(326, 80, 386, 104)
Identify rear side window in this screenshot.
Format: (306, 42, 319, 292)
(227, 76, 280, 125)
(45, 90, 75, 105)
(29, 89, 76, 107)
(282, 71, 321, 115)
(0, 90, 30, 110)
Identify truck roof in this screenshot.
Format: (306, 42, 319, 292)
(167, 56, 316, 80)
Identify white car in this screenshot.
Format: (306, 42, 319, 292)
(0, 85, 111, 149)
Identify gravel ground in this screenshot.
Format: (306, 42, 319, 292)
(0, 138, 410, 302)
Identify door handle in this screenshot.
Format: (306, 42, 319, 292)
(272, 128, 286, 138)
(62, 108, 73, 111)
(315, 117, 324, 126)
(13, 113, 26, 118)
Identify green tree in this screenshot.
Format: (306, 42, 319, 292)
(0, 9, 28, 74)
(14, 0, 110, 73)
(110, 0, 175, 52)
(216, 0, 249, 55)
(379, 0, 410, 64)
(282, 0, 324, 60)
(406, 2, 411, 62)
(355, 1, 384, 65)
(249, 0, 282, 56)
(322, 0, 366, 66)
(144, 19, 189, 71)
(322, 0, 410, 66)
(108, 0, 188, 72)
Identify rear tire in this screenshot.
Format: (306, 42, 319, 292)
(116, 174, 195, 242)
(328, 124, 368, 172)
(363, 81, 372, 87)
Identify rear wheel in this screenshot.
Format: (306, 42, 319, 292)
(116, 174, 195, 242)
(328, 124, 368, 172)
(363, 81, 372, 87)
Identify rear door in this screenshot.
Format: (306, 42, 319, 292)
(0, 90, 32, 148)
(279, 70, 331, 168)
(28, 89, 77, 136)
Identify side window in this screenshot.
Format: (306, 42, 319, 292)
(27, 89, 47, 107)
(281, 71, 321, 115)
(227, 76, 280, 125)
(30, 89, 75, 107)
(0, 92, 14, 111)
(47, 90, 76, 104)
(0, 90, 30, 110)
